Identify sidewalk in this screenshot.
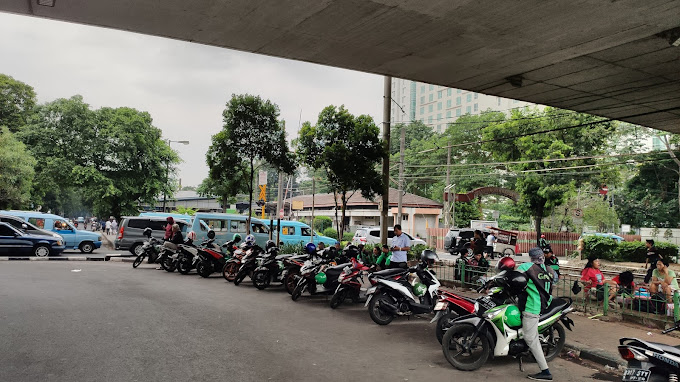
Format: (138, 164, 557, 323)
(445, 287, 680, 369)
(100, 232, 116, 250)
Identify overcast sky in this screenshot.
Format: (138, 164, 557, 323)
(0, 12, 385, 187)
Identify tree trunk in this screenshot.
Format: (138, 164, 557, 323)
(340, 191, 348, 240)
(535, 205, 544, 247)
(333, 190, 340, 240)
(247, 158, 253, 235)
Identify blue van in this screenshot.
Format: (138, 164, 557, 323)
(259, 219, 335, 246)
(190, 213, 270, 247)
(139, 212, 195, 224)
(1, 211, 102, 253)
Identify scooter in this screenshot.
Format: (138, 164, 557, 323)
(440, 270, 574, 371)
(233, 244, 265, 285)
(330, 259, 410, 309)
(365, 251, 440, 325)
(291, 257, 350, 301)
(282, 254, 309, 294)
(252, 246, 294, 290)
(618, 321, 680, 382)
(196, 232, 240, 278)
(222, 243, 250, 282)
(132, 228, 163, 268)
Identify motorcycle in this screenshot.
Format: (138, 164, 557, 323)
(282, 254, 309, 295)
(132, 228, 163, 268)
(233, 244, 265, 286)
(160, 236, 194, 273)
(330, 259, 410, 309)
(252, 245, 295, 290)
(291, 257, 349, 301)
(365, 250, 440, 325)
(177, 242, 201, 275)
(196, 232, 239, 278)
(440, 270, 574, 371)
(618, 321, 680, 382)
(222, 242, 250, 282)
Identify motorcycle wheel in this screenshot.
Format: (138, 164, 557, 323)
(368, 293, 396, 325)
(223, 262, 239, 282)
(196, 261, 212, 278)
(252, 270, 269, 290)
(161, 254, 176, 272)
(177, 257, 192, 275)
(536, 322, 566, 362)
(441, 323, 490, 371)
(285, 270, 300, 295)
(329, 289, 347, 309)
(132, 254, 145, 268)
(436, 311, 460, 344)
(291, 280, 305, 301)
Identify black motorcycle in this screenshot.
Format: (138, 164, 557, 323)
(291, 256, 350, 301)
(233, 244, 265, 286)
(196, 232, 240, 278)
(619, 321, 680, 382)
(252, 246, 294, 290)
(132, 228, 163, 268)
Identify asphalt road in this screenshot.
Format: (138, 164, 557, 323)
(0, 262, 611, 382)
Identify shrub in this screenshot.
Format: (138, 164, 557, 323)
(614, 241, 647, 262)
(408, 244, 428, 261)
(657, 242, 679, 263)
(342, 232, 354, 242)
(322, 227, 338, 240)
(581, 236, 618, 261)
(280, 243, 304, 255)
(313, 216, 333, 232)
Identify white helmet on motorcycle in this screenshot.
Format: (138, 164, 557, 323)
(186, 231, 197, 241)
(244, 234, 256, 245)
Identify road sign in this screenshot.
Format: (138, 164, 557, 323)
(258, 170, 268, 185)
(573, 208, 583, 218)
(292, 201, 304, 210)
(279, 209, 284, 218)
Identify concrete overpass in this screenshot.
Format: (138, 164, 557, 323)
(2, 0, 680, 131)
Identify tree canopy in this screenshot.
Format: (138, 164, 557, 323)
(0, 74, 36, 133)
(0, 126, 35, 209)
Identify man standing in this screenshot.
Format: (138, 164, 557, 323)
(517, 247, 554, 380)
(485, 231, 496, 258)
(389, 224, 411, 269)
(644, 239, 661, 284)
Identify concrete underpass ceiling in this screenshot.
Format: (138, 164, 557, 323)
(2, 0, 680, 132)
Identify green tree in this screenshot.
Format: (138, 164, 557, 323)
(583, 200, 618, 232)
(172, 206, 198, 216)
(313, 216, 333, 231)
(0, 127, 35, 209)
(616, 160, 679, 227)
(390, 121, 433, 155)
(206, 94, 295, 232)
(19, 96, 178, 219)
(482, 107, 615, 243)
(0, 74, 37, 132)
(297, 105, 384, 235)
(453, 201, 482, 227)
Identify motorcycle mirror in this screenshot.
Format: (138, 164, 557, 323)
(207, 230, 215, 240)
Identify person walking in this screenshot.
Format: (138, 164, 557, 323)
(389, 224, 411, 269)
(105, 219, 112, 236)
(644, 239, 661, 284)
(517, 247, 554, 380)
(111, 219, 118, 235)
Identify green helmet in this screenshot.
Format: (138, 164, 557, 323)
(413, 282, 427, 297)
(232, 233, 242, 243)
(504, 305, 522, 328)
(315, 272, 327, 284)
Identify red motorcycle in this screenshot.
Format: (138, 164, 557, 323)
(330, 258, 411, 309)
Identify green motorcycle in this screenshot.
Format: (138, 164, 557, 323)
(441, 270, 574, 371)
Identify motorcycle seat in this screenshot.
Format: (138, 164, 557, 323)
(372, 268, 406, 278)
(653, 342, 680, 356)
(539, 298, 571, 321)
(275, 254, 292, 260)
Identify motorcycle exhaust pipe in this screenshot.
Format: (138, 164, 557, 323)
(379, 300, 399, 315)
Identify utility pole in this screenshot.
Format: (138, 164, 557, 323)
(276, 172, 284, 245)
(397, 121, 405, 224)
(311, 176, 315, 243)
(380, 76, 392, 246)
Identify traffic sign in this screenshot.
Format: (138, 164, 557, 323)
(279, 209, 284, 218)
(573, 208, 583, 218)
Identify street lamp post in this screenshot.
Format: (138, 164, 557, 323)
(162, 139, 189, 212)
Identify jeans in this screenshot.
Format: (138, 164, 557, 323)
(523, 312, 548, 371)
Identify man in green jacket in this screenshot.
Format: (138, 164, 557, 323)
(517, 247, 554, 381)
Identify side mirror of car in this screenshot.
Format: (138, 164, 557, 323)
(21, 223, 28, 230)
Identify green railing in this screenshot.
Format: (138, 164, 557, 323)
(433, 260, 680, 323)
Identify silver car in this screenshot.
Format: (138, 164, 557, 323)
(351, 227, 426, 247)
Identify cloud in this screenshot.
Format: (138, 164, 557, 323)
(0, 12, 384, 186)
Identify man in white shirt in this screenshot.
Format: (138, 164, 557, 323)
(485, 232, 496, 258)
(390, 224, 411, 269)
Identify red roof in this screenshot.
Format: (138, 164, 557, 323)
(285, 188, 442, 209)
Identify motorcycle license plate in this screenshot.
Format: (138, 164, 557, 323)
(434, 301, 447, 311)
(622, 369, 650, 382)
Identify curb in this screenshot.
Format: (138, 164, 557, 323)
(564, 341, 625, 368)
(0, 255, 129, 262)
(108, 257, 135, 263)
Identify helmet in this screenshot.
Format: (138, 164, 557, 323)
(187, 231, 197, 241)
(305, 242, 317, 254)
(504, 305, 522, 328)
(315, 272, 327, 284)
(266, 240, 276, 250)
(232, 233, 242, 243)
(413, 282, 427, 297)
(506, 270, 528, 294)
(421, 249, 438, 266)
(244, 234, 256, 245)
(496, 257, 516, 272)
(142, 227, 152, 238)
(540, 234, 545, 238)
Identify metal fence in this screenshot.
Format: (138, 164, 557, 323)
(433, 260, 679, 323)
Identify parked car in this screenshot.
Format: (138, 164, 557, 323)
(351, 226, 426, 247)
(444, 227, 491, 255)
(0, 214, 63, 241)
(259, 219, 336, 246)
(0, 211, 102, 253)
(579, 232, 625, 243)
(115, 216, 191, 255)
(191, 213, 270, 247)
(0, 222, 65, 256)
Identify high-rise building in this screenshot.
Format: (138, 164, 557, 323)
(390, 78, 536, 133)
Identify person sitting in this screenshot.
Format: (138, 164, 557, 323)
(580, 256, 618, 306)
(544, 248, 560, 282)
(164, 216, 174, 241)
(612, 270, 636, 297)
(375, 244, 391, 270)
(650, 259, 678, 302)
(470, 252, 489, 272)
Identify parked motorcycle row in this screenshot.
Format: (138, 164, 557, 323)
(131, 228, 578, 374)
